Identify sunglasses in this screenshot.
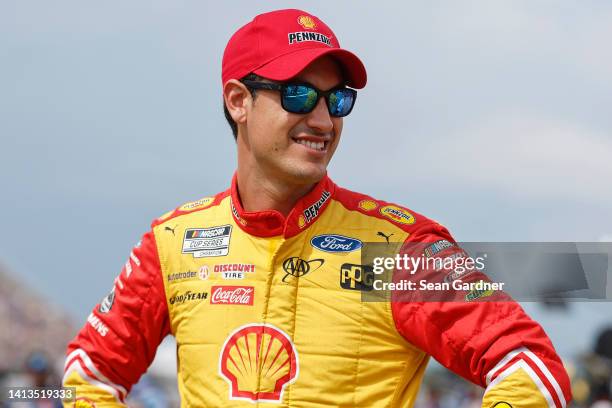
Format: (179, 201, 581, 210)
(241, 80, 357, 118)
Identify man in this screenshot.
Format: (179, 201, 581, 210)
(63, 9, 572, 407)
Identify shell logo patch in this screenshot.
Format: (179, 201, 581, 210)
(179, 197, 213, 212)
(73, 398, 96, 408)
(358, 199, 378, 211)
(297, 15, 316, 29)
(380, 205, 415, 225)
(298, 215, 306, 229)
(220, 324, 299, 403)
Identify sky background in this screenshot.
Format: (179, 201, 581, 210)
(1, 1, 611, 359)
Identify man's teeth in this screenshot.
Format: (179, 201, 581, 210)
(295, 139, 325, 151)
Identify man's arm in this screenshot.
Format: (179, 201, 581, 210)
(391, 222, 572, 408)
(63, 230, 170, 406)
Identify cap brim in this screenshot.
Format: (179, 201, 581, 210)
(253, 47, 367, 89)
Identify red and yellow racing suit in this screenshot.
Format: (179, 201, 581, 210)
(63, 174, 571, 407)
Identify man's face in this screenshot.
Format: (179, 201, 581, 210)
(241, 56, 345, 186)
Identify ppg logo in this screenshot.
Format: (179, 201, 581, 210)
(340, 263, 374, 291)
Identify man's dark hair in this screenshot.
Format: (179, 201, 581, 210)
(223, 73, 263, 140)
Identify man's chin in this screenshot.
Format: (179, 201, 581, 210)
(284, 166, 327, 186)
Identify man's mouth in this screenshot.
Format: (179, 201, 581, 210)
(292, 138, 328, 152)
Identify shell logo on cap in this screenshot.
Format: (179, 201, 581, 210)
(220, 323, 299, 403)
(380, 205, 415, 225)
(297, 15, 316, 30)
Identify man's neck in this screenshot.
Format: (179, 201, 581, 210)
(236, 170, 315, 217)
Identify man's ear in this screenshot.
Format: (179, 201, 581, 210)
(223, 80, 250, 125)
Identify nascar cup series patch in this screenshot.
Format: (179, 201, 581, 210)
(182, 225, 232, 258)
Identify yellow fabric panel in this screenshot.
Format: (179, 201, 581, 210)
(63, 370, 125, 407)
(153, 196, 432, 407)
(482, 367, 550, 408)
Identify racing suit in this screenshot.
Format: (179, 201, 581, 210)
(63, 174, 572, 407)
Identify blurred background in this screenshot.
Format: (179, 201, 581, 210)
(1, 1, 611, 406)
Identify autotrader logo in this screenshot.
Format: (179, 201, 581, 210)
(282, 257, 324, 283)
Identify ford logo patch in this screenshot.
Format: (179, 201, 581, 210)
(311, 234, 363, 253)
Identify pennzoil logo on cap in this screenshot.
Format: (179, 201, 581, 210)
(288, 32, 332, 46)
(219, 324, 299, 403)
(297, 15, 316, 29)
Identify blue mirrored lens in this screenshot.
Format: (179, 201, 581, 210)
(329, 89, 355, 117)
(283, 85, 318, 113)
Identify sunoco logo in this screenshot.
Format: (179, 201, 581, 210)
(311, 234, 362, 253)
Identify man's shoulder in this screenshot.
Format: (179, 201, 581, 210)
(150, 188, 231, 229)
(332, 184, 445, 234)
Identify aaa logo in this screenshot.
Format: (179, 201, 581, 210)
(282, 257, 324, 282)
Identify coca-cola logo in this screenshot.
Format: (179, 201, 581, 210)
(211, 286, 254, 306)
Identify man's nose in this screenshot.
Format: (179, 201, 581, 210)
(305, 97, 334, 133)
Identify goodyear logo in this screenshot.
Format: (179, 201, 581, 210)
(340, 263, 374, 291)
(380, 205, 415, 225)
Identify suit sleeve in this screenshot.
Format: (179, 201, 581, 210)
(390, 222, 572, 408)
(63, 230, 170, 406)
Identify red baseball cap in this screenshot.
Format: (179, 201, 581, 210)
(222, 9, 367, 89)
